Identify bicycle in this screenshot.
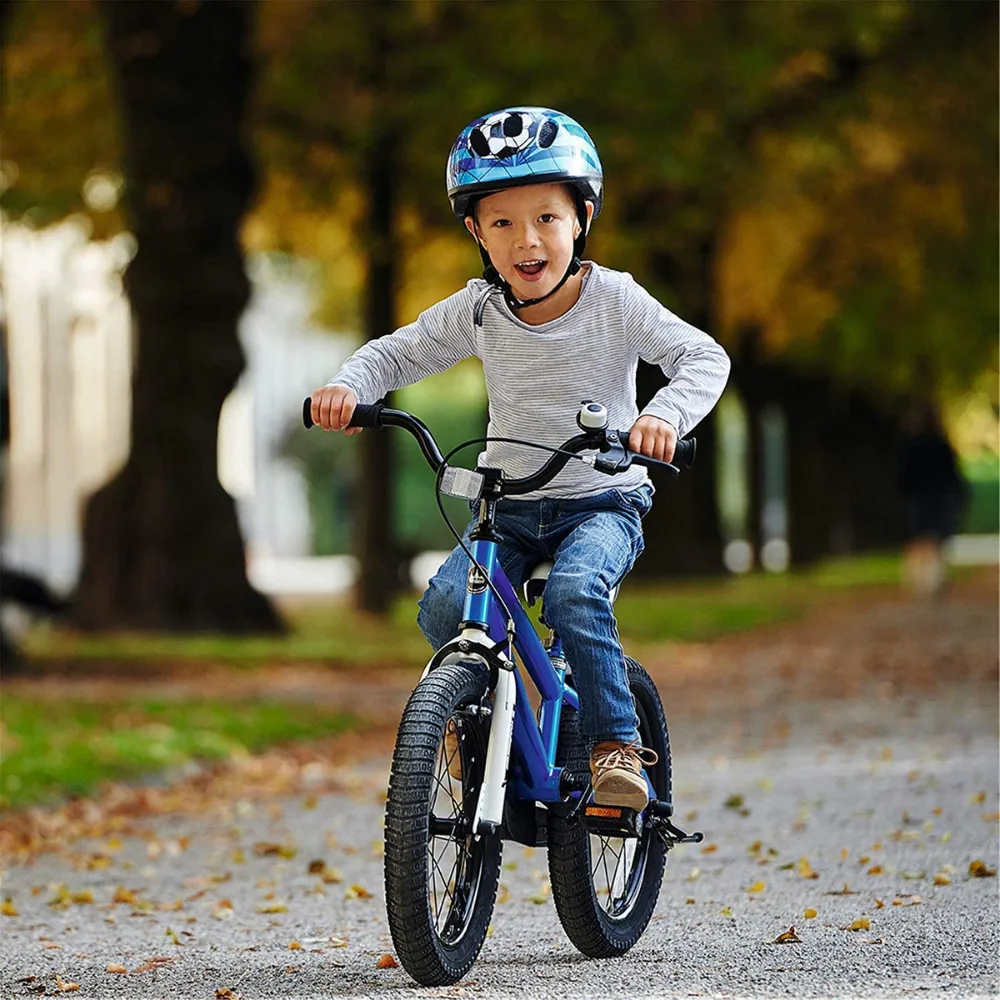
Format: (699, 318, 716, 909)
(302, 397, 703, 986)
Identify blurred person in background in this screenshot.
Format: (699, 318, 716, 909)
(898, 402, 968, 598)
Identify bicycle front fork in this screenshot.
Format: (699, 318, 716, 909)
(471, 665, 516, 835)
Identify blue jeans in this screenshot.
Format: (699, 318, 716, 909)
(417, 485, 654, 745)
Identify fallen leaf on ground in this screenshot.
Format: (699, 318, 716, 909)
(970, 791, 985, 805)
(376, 953, 398, 969)
(257, 902, 288, 914)
(1, 898, 18, 916)
(329, 936, 349, 948)
(719, 907, 733, 917)
(804, 908, 818, 919)
(933, 873, 952, 886)
(867, 937, 886, 945)
(105, 964, 127, 974)
(796, 857, 819, 879)
(289, 941, 302, 951)
(212, 900, 234, 920)
(134, 956, 180, 974)
(700, 844, 718, 854)
(969, 860, 997, 878)
(55, 975, 80, 992)
(874, 898, 885, 909)
(253, 842, 297, 859)
(775, 926, 801, 944)
(825, 883, 859, 895)
(345, 884, 372, 900)
(496, 885, 510, 904)
(748, 881, 766, 894)
(216, 990, 243, 1000)
(892, 894, 921, 906)
(843, 917, 871, 931)
(686, 897, 696, 904)
(867, 865, 884, 876)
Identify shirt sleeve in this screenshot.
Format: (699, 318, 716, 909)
(325, 285, 480, 402)
(620, 273, 731, 437)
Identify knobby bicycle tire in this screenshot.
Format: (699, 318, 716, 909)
(384, 662, 502, 986)
(547, 657, 672, 958)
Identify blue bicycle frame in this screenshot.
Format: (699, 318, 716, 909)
(461, 533, 580, 805)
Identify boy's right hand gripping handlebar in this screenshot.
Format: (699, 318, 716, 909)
(302, 397, 384, 430)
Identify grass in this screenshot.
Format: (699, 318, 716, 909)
(20, 551, 914, 665)
(1, 550, 964, 809)
(0, 697, 358, 810)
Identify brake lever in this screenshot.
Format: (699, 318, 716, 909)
(593, 429, 681, 476)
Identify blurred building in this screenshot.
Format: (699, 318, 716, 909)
(0, 220, 353, 595)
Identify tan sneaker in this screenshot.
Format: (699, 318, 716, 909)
(589, 741, 659, 812)
(443, 720, 463, 782)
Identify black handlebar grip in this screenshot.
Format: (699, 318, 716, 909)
(674, 437, 696, 469)
(302, 397, 315, 429)
(348, 402, 385, 428)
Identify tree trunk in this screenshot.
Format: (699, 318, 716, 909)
(633, 237, 725, 577)
(356, 126, 400, 614)
(73, 0, 281, 632)
(633, 388, 725, 577)
(354, 0, 401, 615)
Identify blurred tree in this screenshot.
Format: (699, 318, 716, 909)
(2, 0, 282, 632)
(72, 0, 281, 631)
(6, 0, 995, 599)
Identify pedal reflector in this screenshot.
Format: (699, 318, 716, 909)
(585, 806, 623, 819)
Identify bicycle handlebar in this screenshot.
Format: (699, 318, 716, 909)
(302, 396, 694, 495)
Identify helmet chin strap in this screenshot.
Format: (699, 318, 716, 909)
(479, 248, 583, 313)
(475, 198, 590, 314)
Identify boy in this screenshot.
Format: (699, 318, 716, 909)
(311, 107, 730, 810)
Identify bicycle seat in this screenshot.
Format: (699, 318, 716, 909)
(522, 561, 619, 607)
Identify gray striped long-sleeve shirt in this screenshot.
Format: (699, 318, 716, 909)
(327, 263, 731, 499)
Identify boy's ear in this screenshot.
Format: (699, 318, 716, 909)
(583, 200, 595, 235)
(463, 215, 485, 248)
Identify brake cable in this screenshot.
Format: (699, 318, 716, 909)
(433, 437, 592, 660)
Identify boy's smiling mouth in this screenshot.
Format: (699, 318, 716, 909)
(514, 259, 548, 281)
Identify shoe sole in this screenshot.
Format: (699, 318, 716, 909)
(591, 774, 649, 812)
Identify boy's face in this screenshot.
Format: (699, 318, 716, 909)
(465, 183, 593, 302)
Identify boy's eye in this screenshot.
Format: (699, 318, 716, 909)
(539, 213, 555, 223)
(492, 219, 511, 228)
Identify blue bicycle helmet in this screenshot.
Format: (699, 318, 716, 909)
(447, 107, 603, 221)
(447, 108, 604, 313)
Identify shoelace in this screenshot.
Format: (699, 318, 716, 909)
(592, 741, 659, 774)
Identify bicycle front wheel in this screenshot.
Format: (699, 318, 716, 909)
(383, 661, 502, 986)
(547, 657, 671, 958)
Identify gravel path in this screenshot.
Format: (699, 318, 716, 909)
(2, 580, 997, 999)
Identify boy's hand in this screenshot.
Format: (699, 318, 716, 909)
(311, 385, 362, 434)
(628, 415, 677, 463)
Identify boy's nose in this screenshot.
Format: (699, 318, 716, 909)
(514, 223, 541, 249)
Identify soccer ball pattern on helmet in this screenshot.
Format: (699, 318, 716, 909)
(469, 111, 538, 160)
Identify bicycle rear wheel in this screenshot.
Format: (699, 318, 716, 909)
(384, 662, 502, 986)
(547, 657, 671, 957)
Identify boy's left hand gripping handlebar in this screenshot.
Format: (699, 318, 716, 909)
(302, 397, 384, 430)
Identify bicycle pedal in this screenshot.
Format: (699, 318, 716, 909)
(580, 803, 643, 838)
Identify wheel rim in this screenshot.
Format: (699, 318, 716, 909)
(427, 709, 489, 945)
(588, 694, 660, 920)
